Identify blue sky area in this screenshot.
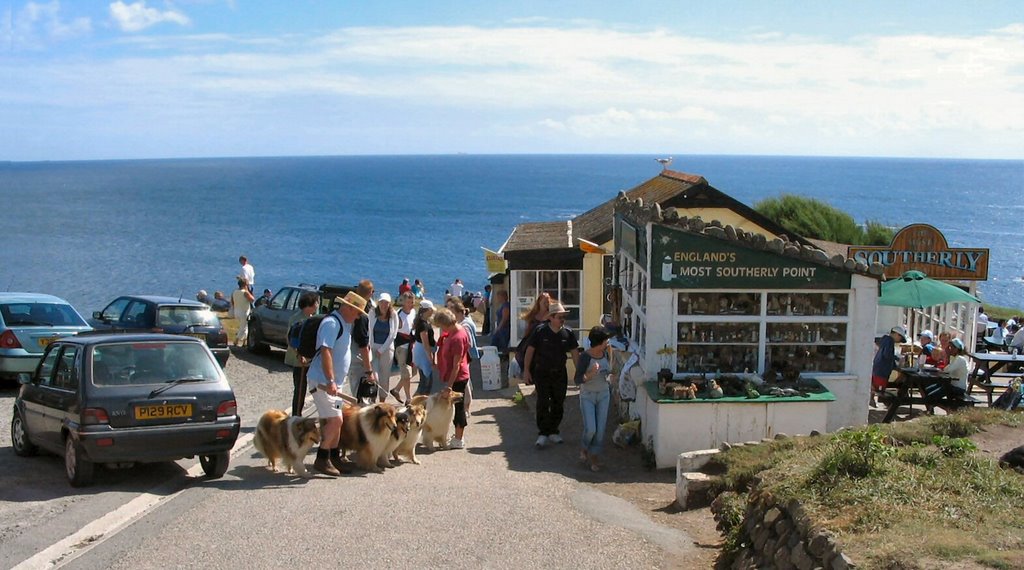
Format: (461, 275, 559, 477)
(2, 1, 1023, 160)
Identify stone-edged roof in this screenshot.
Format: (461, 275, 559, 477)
(502, 220, 573, 252)
(615, 194, 885, 278)
(499, 168, 813, 257)
(807, 238, 850, 260)
(571, 170, 707, 245)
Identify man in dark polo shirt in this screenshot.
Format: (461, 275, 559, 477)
(523, 301, 579, 448)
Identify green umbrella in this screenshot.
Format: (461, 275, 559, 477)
(878, 270, 981, 309)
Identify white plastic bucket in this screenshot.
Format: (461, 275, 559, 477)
(480, 346, 502, 390)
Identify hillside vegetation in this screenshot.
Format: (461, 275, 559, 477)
(755, 194, 893, 245)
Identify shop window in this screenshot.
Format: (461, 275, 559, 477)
(617, 253, 647, 359)
(510, 269, 583, 344)
(766, 293, 847, 317)
(765, 323, 847, 374)
(678, 292, 761, 316)
(676, 322, 759, 374)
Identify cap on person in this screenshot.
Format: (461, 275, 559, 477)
(950, 338, 965, 351)
(335, 291, 368, 313)
(377, 292, 392, 304)
(548, 301, 569, 314)
(919, 329, 934, 342)
(890, 325, 908, 342)
(198, 289, 208, 297)
(419, 299, 434, 310)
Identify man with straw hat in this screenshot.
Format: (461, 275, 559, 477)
(523, 301, 580, 448)
(307, 291, 368, 476)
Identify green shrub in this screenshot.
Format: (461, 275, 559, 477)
(754, 194, 895, 245)
(812, 426, 895, 484)
(932, 435, 978, 457)
(899, 443, 940, 469)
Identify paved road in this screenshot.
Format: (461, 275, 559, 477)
(2, 348, 696, 569)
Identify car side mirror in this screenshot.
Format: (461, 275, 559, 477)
(17, 372, 32, 385)
(92, 311, 104, 320)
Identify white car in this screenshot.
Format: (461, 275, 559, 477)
(0, 293, 92, 383)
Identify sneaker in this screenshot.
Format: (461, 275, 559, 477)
(535, 435, 548, 448)
(548, 434, 564, 444)
(449, 437, 466, 449)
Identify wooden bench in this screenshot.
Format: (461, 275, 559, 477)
(967, 375, 1017, 406)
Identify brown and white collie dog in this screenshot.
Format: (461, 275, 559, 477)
(253, 410, 321, 477)
(387, 403, 427, 465)
(339, 403, 399, 473)
(419, 389, 463, 451)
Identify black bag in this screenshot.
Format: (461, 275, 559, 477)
(992, 387, 1022, 411)
(356, 374, 378, 405)
(297, 313, 341, 359)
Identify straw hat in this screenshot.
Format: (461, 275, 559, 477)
(335, 291, 368, 313)
(548, 301, 569, 314)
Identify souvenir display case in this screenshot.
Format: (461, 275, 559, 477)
(675, 292, 850, 376)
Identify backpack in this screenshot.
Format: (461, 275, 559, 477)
(296, 313, 341, 359)
(356, 374, 378, 405)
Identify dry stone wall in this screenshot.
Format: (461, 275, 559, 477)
(712, 487, 856, 570)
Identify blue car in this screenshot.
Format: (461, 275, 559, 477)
(89, 295, 230, 367)
(0, 293, 93, 383)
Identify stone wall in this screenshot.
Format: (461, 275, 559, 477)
(712, 488, 856, 570)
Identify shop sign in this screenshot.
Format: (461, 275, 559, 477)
(651, 225, 852, 289)
(848, 224, 988, 281)
(482, 247, 508, 273)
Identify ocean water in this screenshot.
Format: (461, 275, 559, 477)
(1, 155, 1021, 316)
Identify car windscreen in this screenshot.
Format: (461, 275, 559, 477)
(156, 306, 221, 328)
(92, 341, 221, 386)
(0, 302, 88, 327)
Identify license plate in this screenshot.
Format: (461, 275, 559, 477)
(38, 336, 60, 348)
(186, 333, 206, 340)
(135, 403, 193, 420)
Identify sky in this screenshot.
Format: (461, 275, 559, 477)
(1, 1, 1022, 161)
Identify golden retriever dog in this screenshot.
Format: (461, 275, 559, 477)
(253, 410, 321, 477)
(391, 403, 427, 465)
(420, 388, 463, 451)
(339, 402, 399, 473)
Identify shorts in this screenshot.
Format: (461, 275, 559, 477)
(311, 387, 345, 418)
(871, 375, 888, 391)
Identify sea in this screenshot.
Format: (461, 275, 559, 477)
(1, 155, 1021, 316)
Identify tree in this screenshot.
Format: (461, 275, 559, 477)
(754, 194, 893, 246)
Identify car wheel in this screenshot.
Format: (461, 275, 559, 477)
(199, 451, 230, 478)
(245, 320, 270, 355)
(11, 410, 38, 457)
(216, 352, 230, 368)
(65, 436, 95, 487)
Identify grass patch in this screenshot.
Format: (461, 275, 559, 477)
(712, 409, 1024, 569)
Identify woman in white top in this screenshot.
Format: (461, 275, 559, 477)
(230, 278, 255, 346)
(369, 293, 400, 403)
(391, 292, 418, 404)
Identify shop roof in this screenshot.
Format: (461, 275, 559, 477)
(499, 168, 812, 259)
(502, 220, 573, 252)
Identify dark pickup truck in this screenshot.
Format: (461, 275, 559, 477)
(245, 283, 355, 354)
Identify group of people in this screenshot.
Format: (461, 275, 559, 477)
(872, 325, 980, 407)
(284, 279, 481, 476)
(194, 255, 260, 346)
(977, 307, 1023, 352)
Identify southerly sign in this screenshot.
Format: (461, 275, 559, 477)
(651, 225, 852, 289)
(483, 247, 508, 273)
(848, 224, 988, 281)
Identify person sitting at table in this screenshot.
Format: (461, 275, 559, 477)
(871, 325, 907, 407)
(1008, 323, 1023, 353)
(940, 338, 970, 398)
(935, 331, 953, 368)
(917, 330, 939, 365)
(984, 319, 1009, 348)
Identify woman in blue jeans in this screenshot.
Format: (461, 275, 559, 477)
(576, 326, 613, 471)
(412, 301, 438, 395)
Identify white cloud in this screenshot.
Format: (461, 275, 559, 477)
(109, 1, 190, 33)
(9, 1, 91, 50)
(2, 21, 1023, 158)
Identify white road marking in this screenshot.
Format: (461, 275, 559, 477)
(12, 430, 257, 570)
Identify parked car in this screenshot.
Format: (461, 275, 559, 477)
(0, 293, 93, 383)
(246, 283, 355, 354)
(10, 334, 240, 486)
(88, 296, 230, 366)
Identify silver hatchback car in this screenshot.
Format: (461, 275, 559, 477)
(0, 293, 92, 382)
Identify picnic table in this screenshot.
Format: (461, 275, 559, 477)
(967, 352, 1024, 405)
(881, 367, 974, 423)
